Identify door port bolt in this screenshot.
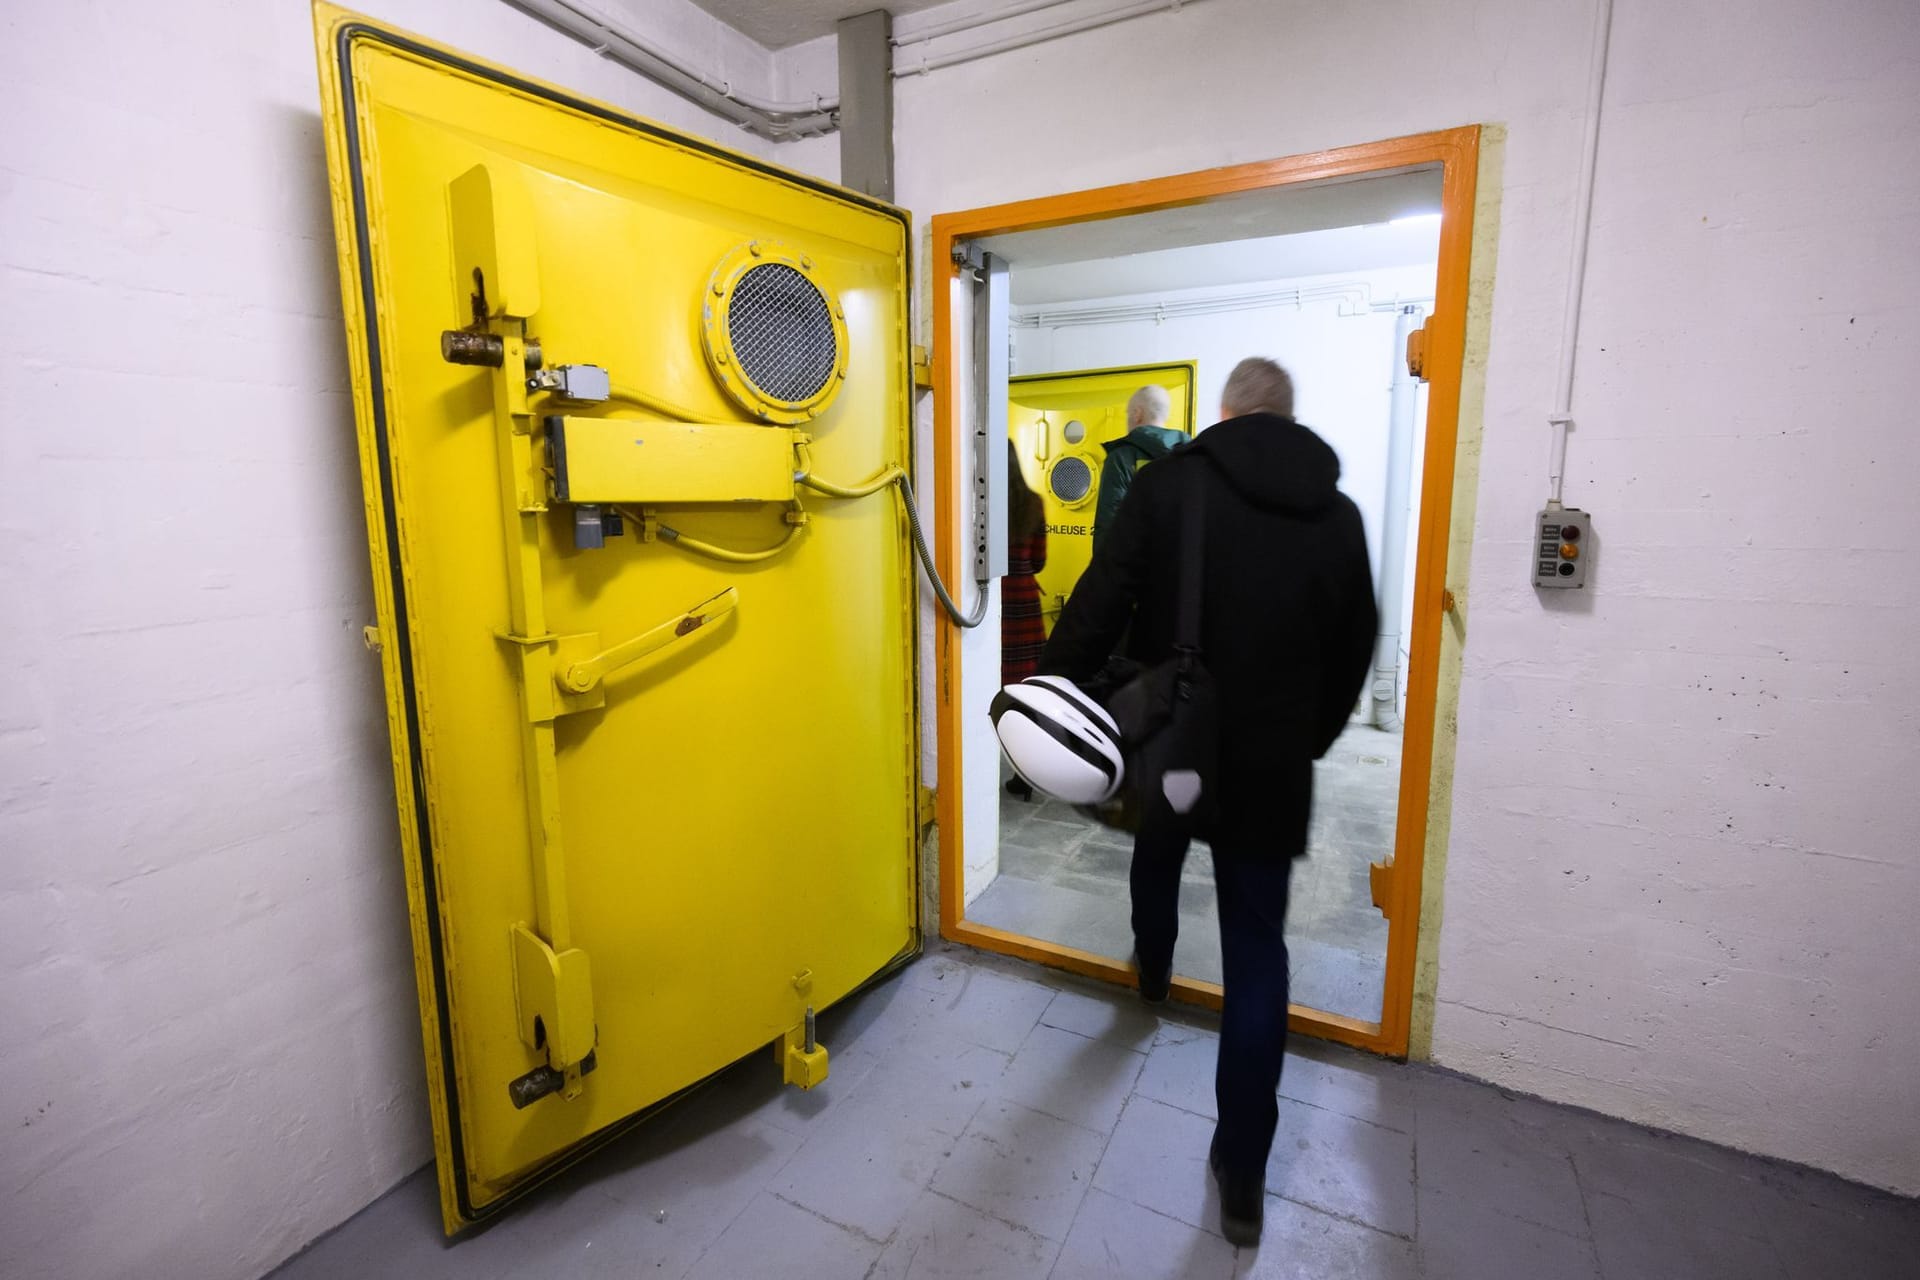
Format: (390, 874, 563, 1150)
(439, 330, 544, 371)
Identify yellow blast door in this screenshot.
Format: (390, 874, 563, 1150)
(313, 6, 920, 1230)
(1007, 363, 1197, 630)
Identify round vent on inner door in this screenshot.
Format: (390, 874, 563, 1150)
(1050, 455, 1094, 505)
(702, 241, 849, 424)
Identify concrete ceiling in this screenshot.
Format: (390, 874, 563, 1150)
(1009, 217, 1443, 306)
(687, 0, 951, 49)
(976, 169, 1446, 271)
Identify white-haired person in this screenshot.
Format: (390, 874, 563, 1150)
(1091, 383, 1186, 551)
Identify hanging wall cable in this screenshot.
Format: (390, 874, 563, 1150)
(795, 452, 989, 628)
(1546, 0, 1615, 509)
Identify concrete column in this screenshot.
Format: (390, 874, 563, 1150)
(836, 10, 894, 201)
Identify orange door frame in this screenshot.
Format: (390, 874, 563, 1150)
(929, 126, 1480, 1058)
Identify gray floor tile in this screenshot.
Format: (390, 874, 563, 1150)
(1267, 1095, 1417, 1239)
(870, 1190, 1061, 1278)
(1568, 1124, 1781, 1246)
(969, 876, 1135, 974)
(999, 1022, 1147, 1133)
(889, 962, 1058, 1056)
(1586, 1188, 1789, 1280)
(276, 950, 1920, 1280)
(932, 1099, 1105, 1241)
(476, 1179, 678, 1280)
(1136, 1025, 1221, 1120)
(683, 1191, 883, 1279)
(768, 1036, 1006, 1241)
(1415, 1093, 1586, 1235)
(563, 1111, 804, 1276)
(1039, 986, 1162, 1051)
(1053, 1188, 1237, 1280)
(1091, 1096, 1224, 1236)
(1415, 1189, 1602, 1280)
(1288, 936, 1385, 1023)
(1276, 1041, 1416, 1135)
(765, 1108, 955, 1245)
(270, 1171, 466, 1280)
(1234, 1195, 1418, 1279)
(1758, 1175, 1920, 1280)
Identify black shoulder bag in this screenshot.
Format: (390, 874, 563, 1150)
(1080, 465, 1220, 836)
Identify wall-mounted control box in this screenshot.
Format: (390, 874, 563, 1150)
(1534, 508, 1590, 589)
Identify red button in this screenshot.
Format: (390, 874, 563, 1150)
(1561, 524, 1582, 541)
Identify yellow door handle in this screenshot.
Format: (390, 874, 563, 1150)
(556, 587, 740, 694)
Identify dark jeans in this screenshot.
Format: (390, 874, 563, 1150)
(1131, 822, 1294, 1179)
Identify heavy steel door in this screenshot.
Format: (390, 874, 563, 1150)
(314, 5, 920, 1230)
(1007, 361, 1197, 628)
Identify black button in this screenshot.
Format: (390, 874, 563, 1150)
(1558, 562, 1576, 576)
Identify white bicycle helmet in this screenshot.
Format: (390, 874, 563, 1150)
(990, 675, 1126, 805)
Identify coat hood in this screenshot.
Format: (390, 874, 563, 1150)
(1184, 414, 1342, 514)
(1104, 425, 1188, 460)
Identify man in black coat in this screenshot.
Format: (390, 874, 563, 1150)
(1039, 357, 1376, 1246)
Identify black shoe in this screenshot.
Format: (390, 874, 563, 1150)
(1134, 956, 1171, 1005)
(1209, 1134, 1264, 1247)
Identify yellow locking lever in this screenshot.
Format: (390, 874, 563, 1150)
(556, 587, 740, 695)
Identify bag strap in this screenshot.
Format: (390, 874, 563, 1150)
(1175, 461, 1208, 656)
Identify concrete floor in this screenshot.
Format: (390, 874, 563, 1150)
(275, 946, 1918, 1279)
(975, 724, 1401, 1021)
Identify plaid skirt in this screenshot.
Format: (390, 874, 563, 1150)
(1001, 573, 1047, 685)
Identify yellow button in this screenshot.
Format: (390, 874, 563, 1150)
(1560, 543, 1580, 559)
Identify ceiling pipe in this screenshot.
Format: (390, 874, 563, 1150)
(505, 0, 839, 140)
(894, 0, 1209, 77)
(1012, 279, 1431, 329)
(891, 0, 1084, 48)
(504, 0, 1210, 140)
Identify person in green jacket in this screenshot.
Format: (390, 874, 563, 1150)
(1092, 384, 1187, 552)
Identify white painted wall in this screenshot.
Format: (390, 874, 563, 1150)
(896, 0, 1920, 1195)
(0, 3, 822, 1278)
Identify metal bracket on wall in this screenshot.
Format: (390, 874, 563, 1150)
(965, 244, 1009, 583)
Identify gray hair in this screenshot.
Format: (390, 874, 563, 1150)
(1126, 384, 1171, 427)
(1220, 358, 1295, 419)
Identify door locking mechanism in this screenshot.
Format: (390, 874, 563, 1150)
(554, 587, 741, 697)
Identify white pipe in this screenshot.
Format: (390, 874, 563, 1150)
(506, 0, 839, 139)
(1546, 0, 1614, 507)
(894, 0, 1209, 77)
(506, 0, 1209, 140)
(1012, 280, 1432, 329)
(893, 0, 1084, 47)
(1371, 305, 1424, 731)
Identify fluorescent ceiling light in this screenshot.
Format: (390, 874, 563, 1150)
(1391, 212, 1442, 227)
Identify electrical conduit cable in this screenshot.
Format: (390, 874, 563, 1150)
(895, 471, 988, 629)
(614, 503, 806, 564)
(1547, 0, 1615, 507)
(609, 380, 706, 422)
(796, 455, 988, 629)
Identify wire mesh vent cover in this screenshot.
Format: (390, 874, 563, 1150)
(702, 243, 849, 424)
(1050, 456, 1094, 504)
(727, 263, 839, 404)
